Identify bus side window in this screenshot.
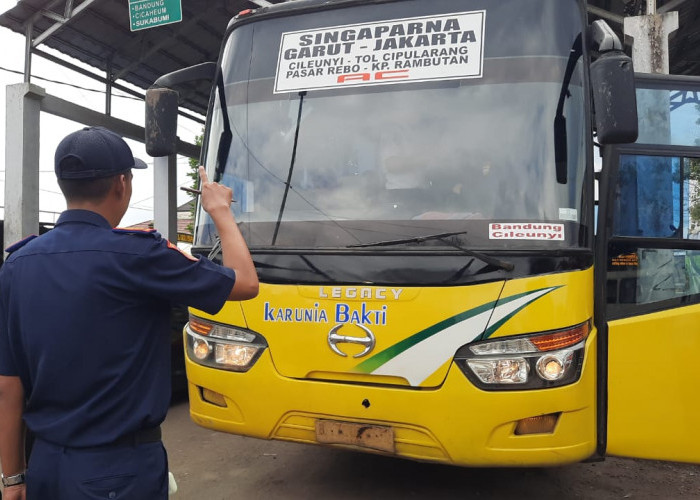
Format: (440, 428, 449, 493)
(608, 154, 700, 313)
(612, 155, 680, 239)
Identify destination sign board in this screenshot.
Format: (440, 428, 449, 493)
(129, 0, 182, 31)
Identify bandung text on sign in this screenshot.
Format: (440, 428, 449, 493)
(274, 11, 486, 93)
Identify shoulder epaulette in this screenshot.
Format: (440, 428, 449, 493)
(166, 239, 199, 262)
(5, 235, 38, 254)
(112, 227, 160, 238)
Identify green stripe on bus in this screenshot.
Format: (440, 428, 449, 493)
(354, 286, 559, 374)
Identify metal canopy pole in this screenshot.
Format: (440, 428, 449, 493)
(587, 5, 624, 26)
(23, 24, 32, 82)
(106, 61, 112, 116)
(647, 0, 657, 15)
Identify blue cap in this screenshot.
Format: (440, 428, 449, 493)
(55, 127, 148, 180)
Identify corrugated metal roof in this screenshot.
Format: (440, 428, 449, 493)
(0, 0, 288, 115)
(1, 0, 699, 117)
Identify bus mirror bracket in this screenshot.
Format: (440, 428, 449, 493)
(588, 21, 638, 145)
(145, 62, 217, 157)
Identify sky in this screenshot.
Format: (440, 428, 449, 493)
(0, 2, 204, 227)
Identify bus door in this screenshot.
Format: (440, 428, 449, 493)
(599, 137, 700, 464)
(598, 76, 700, 464)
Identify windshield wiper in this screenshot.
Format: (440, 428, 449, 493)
(440, 238, 514, 272)
(347, 231, 468, 248)
(348, 231, 514, 272)
(272, 91, 306, 245)
(208, 235, 222, 261)
(214, 72, 233, 183)
(554, 33, 583, 185)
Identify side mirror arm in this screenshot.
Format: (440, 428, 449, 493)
(588, 19, 624, 53)
(152, 62, 217, 89)
(145, 62, 218, 157)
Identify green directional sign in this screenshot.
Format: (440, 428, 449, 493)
(129, 0, 182, 31)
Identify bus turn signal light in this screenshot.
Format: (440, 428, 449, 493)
(201, 388, 227, 407)
(530, 322, 589, 351)
(514, 413, 560, 435)
(189, 317, 213, 336)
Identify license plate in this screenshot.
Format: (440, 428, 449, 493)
(315, 420, 395, 453)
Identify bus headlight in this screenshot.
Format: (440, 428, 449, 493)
(455, 321, 590, 390)
(536, 351, 574, 381)
(215, 344, 258, 367)
(466, 358, 529, 384)
(185, 314, 267, 372)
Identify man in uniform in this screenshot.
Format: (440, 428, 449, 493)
(0, 126, 259, 499)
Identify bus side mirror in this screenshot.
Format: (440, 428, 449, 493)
(590, 52, 638, 144)
(145, 88, 179, 157)
(588, 21, 638, 145)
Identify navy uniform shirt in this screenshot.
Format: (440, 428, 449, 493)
(0, 209, 236, 447)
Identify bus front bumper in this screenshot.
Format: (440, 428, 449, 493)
(185, 348, 596, 467)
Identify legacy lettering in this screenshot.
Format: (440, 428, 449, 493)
(319, 287, 403, 300)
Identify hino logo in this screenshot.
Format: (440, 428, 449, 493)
(327, 323, 376, 358)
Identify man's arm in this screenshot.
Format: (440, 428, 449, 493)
(198, 166, 259, 301)
(0, 375, 26, 499)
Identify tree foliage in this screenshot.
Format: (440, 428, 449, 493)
(690, 157, 700, 229)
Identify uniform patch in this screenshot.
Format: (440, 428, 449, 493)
(166, 239, 199, 262)
(112, 227, 157, 237)
(5, 235, 38, 253)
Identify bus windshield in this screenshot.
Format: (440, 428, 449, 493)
(196, 0, 589, 254)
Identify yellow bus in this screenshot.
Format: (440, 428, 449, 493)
(145, 0, 700, 466)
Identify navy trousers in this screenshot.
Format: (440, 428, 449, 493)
(26, 438, 168, 499)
